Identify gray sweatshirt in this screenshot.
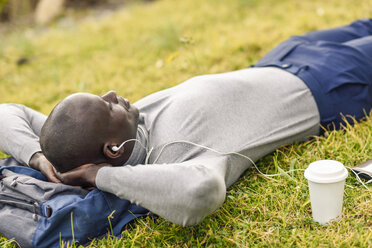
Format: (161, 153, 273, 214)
(0, 67, 320, 226)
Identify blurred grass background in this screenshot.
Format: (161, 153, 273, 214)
(0, 0, 371, 247)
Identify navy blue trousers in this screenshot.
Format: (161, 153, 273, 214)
(255, 19, 372, 130)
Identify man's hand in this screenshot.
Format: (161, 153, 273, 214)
(29, 152, 61, 183)
(55, 163, 111, 188)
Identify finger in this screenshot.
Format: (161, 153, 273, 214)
(97, 163, 112, 168)
(47, 174, 62, 184)
(83, 186, 96, 191)
(55, 170, 85, 186)
(53, 167, 78, 185)
(41, 167, 62, 184)
(69, 163, 97, 172)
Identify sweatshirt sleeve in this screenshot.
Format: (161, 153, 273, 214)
(0, 103, 47, 165)
(96, 155, 228, 226)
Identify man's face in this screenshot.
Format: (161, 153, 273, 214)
(69, 91, 140, 163)
(98, 90, 139, 144)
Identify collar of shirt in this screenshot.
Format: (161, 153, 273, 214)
(123, 116, 148, 166)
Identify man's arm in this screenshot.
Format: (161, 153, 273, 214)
(59, 155, 228, 226)
(0, 103, 46, 164)
(0, 104, 61, 182)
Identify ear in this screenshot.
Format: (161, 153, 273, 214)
(103, 142, 124, 159)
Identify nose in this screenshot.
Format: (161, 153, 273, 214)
(102, 90, 118, 103)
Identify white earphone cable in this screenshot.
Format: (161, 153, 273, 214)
(115, 138, 370, 190)
(152, 140, 305, 177)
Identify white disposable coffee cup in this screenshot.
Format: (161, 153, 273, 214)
(304, 160, 348, 224)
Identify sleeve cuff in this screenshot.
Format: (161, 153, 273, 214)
(22, 142, 42, 166)
(96, 166, 113, 191)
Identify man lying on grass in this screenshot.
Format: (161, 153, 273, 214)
(0, 19, 371, 226)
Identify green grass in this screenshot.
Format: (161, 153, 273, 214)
(1, 0, 371, 247)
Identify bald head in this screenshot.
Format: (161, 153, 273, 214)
(40, 93, 110, 172)
(40, 91, 139, 173)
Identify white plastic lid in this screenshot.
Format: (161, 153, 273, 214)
(304, 160, 348, 183)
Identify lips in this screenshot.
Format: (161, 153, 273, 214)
(119, 96, 130, 110)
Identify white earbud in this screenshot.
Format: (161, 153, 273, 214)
(110, 138, 140, 153)
(111, 145, 120, 152)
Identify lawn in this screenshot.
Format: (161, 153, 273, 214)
(0, 0, 371, 247)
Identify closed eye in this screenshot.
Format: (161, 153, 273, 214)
(108, 102, 113, 110)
